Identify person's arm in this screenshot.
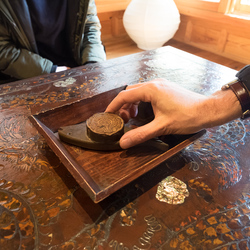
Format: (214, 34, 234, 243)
(0, 21, 53, 80)
(105, 79, 243, 149)
(80, 0, 106, 64)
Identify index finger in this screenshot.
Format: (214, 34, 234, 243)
(105, 83, 147, 113)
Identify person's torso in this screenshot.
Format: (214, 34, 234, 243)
(26, 0, 76, 67)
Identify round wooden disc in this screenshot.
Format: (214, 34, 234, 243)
(86, 112, 124, 143)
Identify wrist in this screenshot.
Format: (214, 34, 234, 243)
(201, 65, 250, 127)
(221, 80, 250, 119)
(199, 88, 242, 129)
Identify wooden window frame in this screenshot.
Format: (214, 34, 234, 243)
(174, 0, 250, 14)
(230, 0, 250, 14)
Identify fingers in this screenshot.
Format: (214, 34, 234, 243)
(118, 105, 137, 123)
(119, 120, 164, 149)
(105, 84, 147, 114)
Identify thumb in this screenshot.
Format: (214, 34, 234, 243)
(120, 120, 163, 149)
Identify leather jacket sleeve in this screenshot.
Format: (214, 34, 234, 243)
(236, 65, 250, 92)
(80, 0, 106, 64)
(0, 14, 53, 80)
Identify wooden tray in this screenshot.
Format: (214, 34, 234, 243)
(30, 86, 205, 202)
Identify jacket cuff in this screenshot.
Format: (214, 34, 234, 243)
(51, 65, 57, 73)
(236, 65, 250, 92)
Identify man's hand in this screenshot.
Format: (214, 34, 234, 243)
(105, 79, 242, 149)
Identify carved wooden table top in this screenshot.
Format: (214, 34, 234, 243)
(0, 46, 249, 249)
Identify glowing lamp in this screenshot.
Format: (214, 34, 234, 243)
(123, 0, 180, 50)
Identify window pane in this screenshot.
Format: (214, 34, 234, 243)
(201, 0, 220, 2)
(241, 0, 250, 5)
(230, 0, 250, 14)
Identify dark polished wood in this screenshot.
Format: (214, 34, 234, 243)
(30, 87, 205, 203)
(0, 46, 250, 249)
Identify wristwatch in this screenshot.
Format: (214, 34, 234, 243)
(221, 65, 250, 119)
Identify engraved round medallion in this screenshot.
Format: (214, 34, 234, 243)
(86, 112, 124, 143)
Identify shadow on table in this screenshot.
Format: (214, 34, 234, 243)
(53, 151, 186, 223)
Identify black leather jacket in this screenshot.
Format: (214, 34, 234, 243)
(0, 0, 106, 82)
(236, 65, 250, 91)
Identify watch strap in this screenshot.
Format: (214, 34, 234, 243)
(221, 80, 250, 119)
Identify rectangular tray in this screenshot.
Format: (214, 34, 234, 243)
(30, 86, 205, 202)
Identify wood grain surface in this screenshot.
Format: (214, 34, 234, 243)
(0, 46, 249, 249)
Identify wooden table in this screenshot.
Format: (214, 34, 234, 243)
(1, 46, 250, 249)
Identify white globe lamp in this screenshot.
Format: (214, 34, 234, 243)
(123, 0, 180, 50)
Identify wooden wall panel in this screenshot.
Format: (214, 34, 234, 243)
(96, 0, 131, 13)
(189, 24, 220, 47)
(99, 12, 113, 39)
(224, 34, 250, 63)
(99, 11, 127, 41)
(173, 14, 250, 64)
(97, 0, 250, 64)
(174, 0, 219, 12)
